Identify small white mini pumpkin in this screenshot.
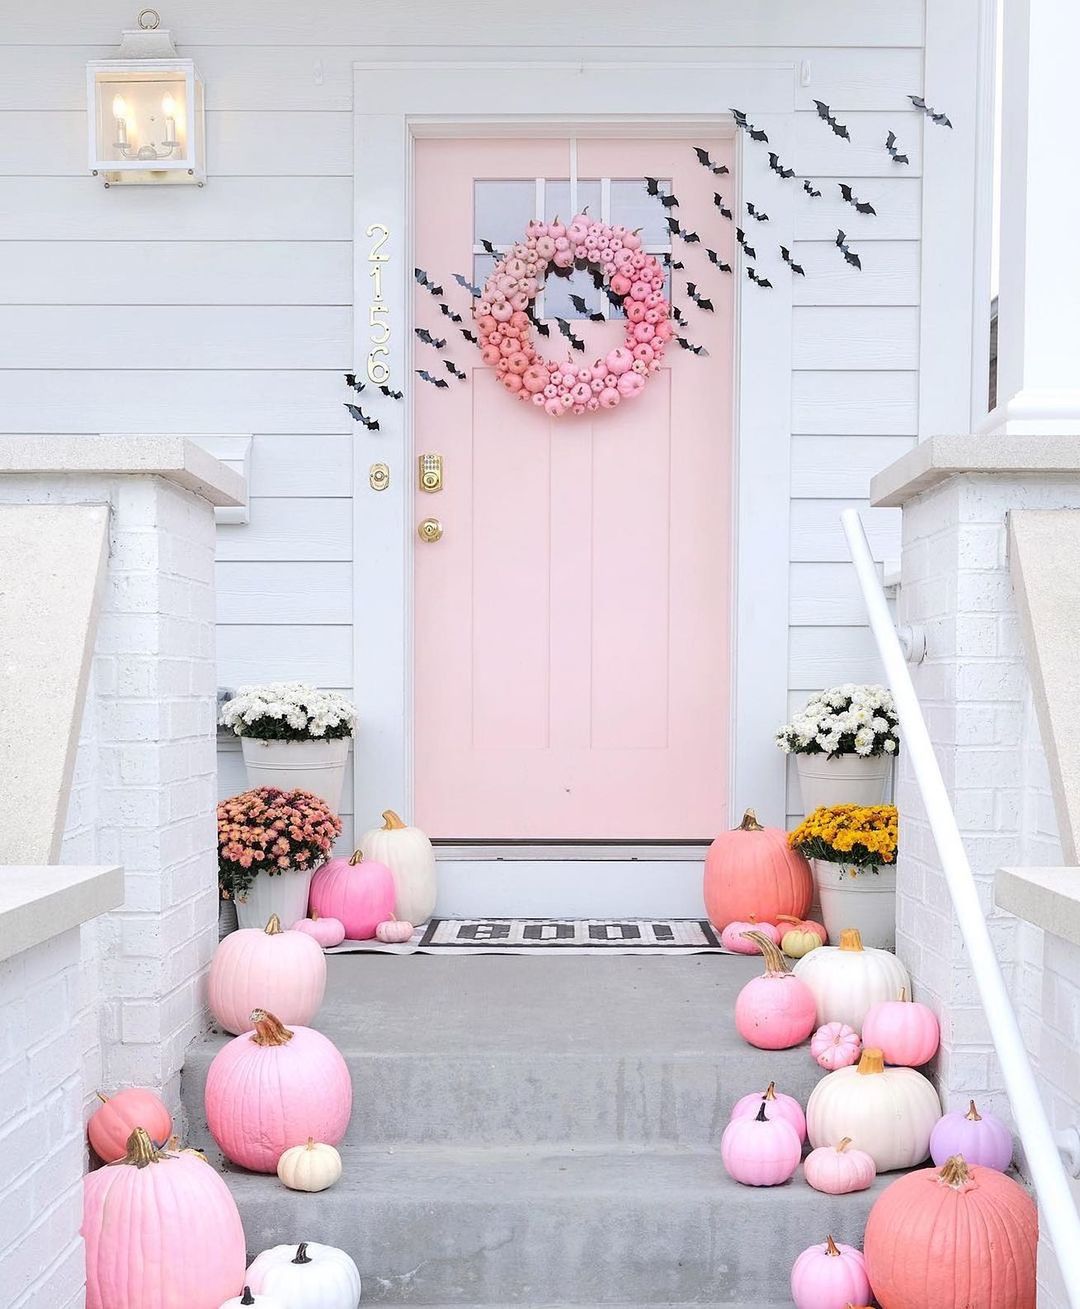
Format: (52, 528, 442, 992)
(375, 918, 415, 944)
(246, 1242, 361, 1309)
(277, 1137, 342, 1193)
(359, 809, 437, 923)
(220, 1288, 286, 1309)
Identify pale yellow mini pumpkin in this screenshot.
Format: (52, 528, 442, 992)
(359, 809, 437, 924)
(276, 1137, 343, 1193)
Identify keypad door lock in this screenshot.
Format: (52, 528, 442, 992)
(419, 452, 443, 493)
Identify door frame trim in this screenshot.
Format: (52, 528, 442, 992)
(352, 59, 795, 837)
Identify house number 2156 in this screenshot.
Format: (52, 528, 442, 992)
(366, 223, 391, 385)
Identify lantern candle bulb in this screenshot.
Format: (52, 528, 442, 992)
(161, 91, 178, 147)
(111, 94, 128, 148)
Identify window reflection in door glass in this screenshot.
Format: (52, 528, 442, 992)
(473, 179, 536, 246)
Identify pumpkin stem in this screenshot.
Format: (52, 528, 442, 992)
(836, 1137, 852, 1152)
(755, 1101, 769, 1123)
(939, 1155, 972, 1188)
(249, 1009, 294, 1047)
(382, 809, 407, 830)
(898, 986, 907, 1001)
(348, 849, 364, 866)
(306, 1137, 316, 1149)
(264, 914, 282, 935)
(856, 1048, 885, 1076)
(825, 1234, 841, 1257)
(839, 928, 864, 952)
(293, 1242, 313, 1264)
(118, 1126, 166, 1169)
(743, 931, 789, 974)
(241, 1290, 255, 1306)
(95, 1090, 109, 1104)
(763, 1081, 777, 1101)
(738, 808, 765, 832)
(776, 915, 800, 926)
(966, 1100, 982, 1121)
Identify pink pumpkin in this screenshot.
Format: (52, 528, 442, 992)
(205, 1009, 352, 1173)
(309, 850, 395, 940)
(790, 1234, 871, 1309)
(730, 1081, 806, 1143)
(929, 1099, 1013, 1171)
(375, 918, 415, 943)
(292, 911, 347, 949)
(88, 1088, 172, 1163)
(721, 918, 781, 953)
(720, 1101, 802, 1186)
(810, 1021, 862, 1071)
(734, 932, 817, 1050)
(862, 987, 940, 1067)
(208, 913, 327, 1036)
(803, 1137, 877, 1195)
(82, 1128, 245, 1309)
(776, 913, 827, 943)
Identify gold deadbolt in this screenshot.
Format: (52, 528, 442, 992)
(419, 452, 443, 493)
(369, 462, 390, 491)
(418, 517, 443, 543)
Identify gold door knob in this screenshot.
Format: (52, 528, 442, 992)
(418, 517, 443, 543)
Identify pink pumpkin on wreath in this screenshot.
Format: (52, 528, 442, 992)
(309, 849, 395, 940)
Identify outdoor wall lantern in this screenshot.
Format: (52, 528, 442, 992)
(86, 8, 205, 186)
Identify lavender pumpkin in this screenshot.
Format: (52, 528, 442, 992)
(929, 1099, 1013, 1171)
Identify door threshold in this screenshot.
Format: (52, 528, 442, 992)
(435, 842, 710, 862)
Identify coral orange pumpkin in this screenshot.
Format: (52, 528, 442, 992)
(864, 1154, 1037, 1308)
(88, 1087, 172, 1163)
(704, 809, 812, 931)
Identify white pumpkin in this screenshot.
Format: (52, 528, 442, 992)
(806, 1047, 940, 1171)
(220, 1289, 286, 1309)
(359, 809, 437, 924)
(277, 1137, 342, 1193)
(246, 1242, 360, 1309)
(792, 926, 910, 1030)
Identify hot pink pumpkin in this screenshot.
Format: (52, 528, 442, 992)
(704, 809, 812, 931)
(721, 918, 781, 953)
(720, 1100, 802, 1186)
(208, 913, 327, 1036)
(862, 987, 940, 1067)
(734, 932, 817, 1050)
(309, 850, 395, 940)
(730, 1081, 806, 1142)
(375, 918, 415, 944)
(929, 1099, 1013, 1171)
(803, 1137, 876, 1195)
(82, 1128, 245, 1309)
(790, 1235, 871, 1309)
(810, 1021, 862, 1071)
(88, 1088, 172, 1163)
(291, 911, 346, 949)
(204, 1009, 352, 1173)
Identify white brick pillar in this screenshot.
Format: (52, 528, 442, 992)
(0, 436, 243, 1111)
(871, 436, 1080, 1112)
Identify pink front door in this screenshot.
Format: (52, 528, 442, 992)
(412, 136, 734, 840)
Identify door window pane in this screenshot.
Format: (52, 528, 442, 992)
(545, 178, 602, 222)
(473, 179, 536, 247)
(609, 178, 671, 246)
(542, 266, 603, 321)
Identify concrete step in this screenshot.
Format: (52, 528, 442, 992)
(219, 1143, 889, 1306)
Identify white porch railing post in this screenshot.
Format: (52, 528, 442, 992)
(842, 507, 1080, 1308)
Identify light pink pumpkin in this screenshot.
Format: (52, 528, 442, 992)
(862, 987, 940, 1067)
(375, 918, 415, 944)
(291, 911, 346, 949)
(82, 1127, 245, 1309)
(730, 1081, 806, 1142)
(734, 932, 817, 1050)
(790, 1234, 871, 1309)
(309, 850, 396, 940)
(721, 919, 781, 954)
(810, 1021, 862, 1071)
(803, 1137, 877, 1195)
(204, 1009, 352, 1173)
(720, 1100, 802, 1186)
(208, 913, 326, 1036)
(88, 1087, 172, 1163)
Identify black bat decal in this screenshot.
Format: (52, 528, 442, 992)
(644, 176, 679, 208)
(835, 229, 862, 271)
(780, 245, 805, 276)
(478, 238, 500, 256)
(665, 215, 701, 244)
(438, 301, 464, 324)
(735, 228, 756, 260)
(415, 327, 447, 350)
(713, 193, 733, 220)
(768, 152, 795, 179)
(459, 327, 478, 345)
(453, 272, 482, 298)
(813, 100, 851, 141)
(803, 179, 822, 199)
(746, 201, 770, 222)
(378, 384, 404, 400)
(416, 369, 450, 389)
(586, 269, 625, 309)
(662, 253, 686, 271)
(444, 360, 467, 381)
(671, 304, 689, 328)
(674, 335, 710, 356)
(569, 294, 606, 322)
(885, 130, 910, 165)
(747, 267, 773, 289)
(839, 183, 876, 216)
(524, 306, 551, 338)
(706, 248, 733, 273)
(554, 318, 586, 352)
(344, 372, 364, 393)
(344, 403, 379, 429)
(909, 94, 953, 128)
(413, 267, 444, 297)
(685, 282, 714, 312)
(731, 108, 769, 143)
(693, 146, 730, 175)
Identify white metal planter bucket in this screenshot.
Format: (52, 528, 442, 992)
(241, 736, 350, 813)
(814, 860, 897, 950)
(233, 867, 315, 931)
(795, 752, 892, 816)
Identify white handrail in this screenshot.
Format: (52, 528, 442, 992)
(842, 508, 1080, 1307)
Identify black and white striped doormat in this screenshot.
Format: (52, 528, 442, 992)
(328, 918, 723, 955)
